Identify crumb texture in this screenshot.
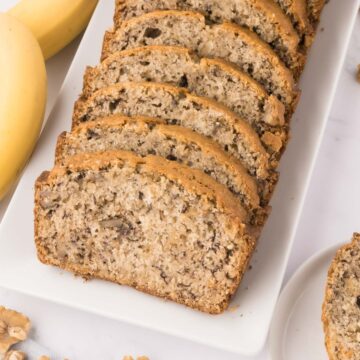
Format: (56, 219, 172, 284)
(114, 0, 302, 73)
(322, 233, 360, 360)
(102, 11, 299, 113)
(35, 152, 255, 314)
(57, 116, 264, 219)
(73, 82, 273, 183)
(84, 46, 287, 154)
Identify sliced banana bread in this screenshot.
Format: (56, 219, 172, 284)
(73, 82, 276, 185)
(35, 150, 257, 314)
(56, 116, 270, 223)
(83, 46, 287, 154)
(273, 0, 312, 41)
(102, 11, 299, 114)
(113, 0, 303, 75)
(322, 233, 360, 360)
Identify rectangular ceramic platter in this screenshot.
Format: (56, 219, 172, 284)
(0, 1, 358, 356)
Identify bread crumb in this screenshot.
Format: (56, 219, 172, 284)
(38, 356, 50, 360)
(227, 304, 240, 312)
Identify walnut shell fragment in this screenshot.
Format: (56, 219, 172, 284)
(0, 306, 31, 355)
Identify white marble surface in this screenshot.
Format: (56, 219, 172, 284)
(0, 1, 359, 359)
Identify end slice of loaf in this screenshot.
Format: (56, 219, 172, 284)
(35, 150, 257, 314)
(322, 233, 360, 360)
(102, 10, 299, 114)
(83, 46, 288, 154)
(56, 115, 270, 223)
(72, 82, 277, 188)
(114, 0, 303, 75)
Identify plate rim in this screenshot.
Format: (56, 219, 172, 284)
(269, 242, 345, 359)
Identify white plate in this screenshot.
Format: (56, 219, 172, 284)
(0, 1, 359, 356)
(269, 243, 342, 360)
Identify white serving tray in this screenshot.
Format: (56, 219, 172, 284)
(0, 1, 359, 356)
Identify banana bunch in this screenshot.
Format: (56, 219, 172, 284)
(0, 0, 98, 200)
(8, 0, 98, 60)
(0, 13, 47, 200)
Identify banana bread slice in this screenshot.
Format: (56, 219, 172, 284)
(102, 11, 299, 114)
(322, 233, 360, 360)
(73, 82, 276, 185)
(273, 0, 312, 41)
(56, 116, 270, 223)
(113, 0, 303, 75)
(34, 150, 257, 314)
(83, 46, 288, 154)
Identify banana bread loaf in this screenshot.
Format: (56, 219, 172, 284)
(102, 11, 299, 114)
(35, 151, 257, 314)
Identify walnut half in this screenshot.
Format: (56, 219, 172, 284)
(0, 307, 31, 356)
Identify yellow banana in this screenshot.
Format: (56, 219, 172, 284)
(8, 0, 98, 60)
(0, 13, 47, 200)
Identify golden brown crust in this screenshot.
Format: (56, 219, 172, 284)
(220, 21, 303, 84)
(275, 0, 314, 42)
(55, 115, 164, 162)
(36, 171, 50, 183)
(322, 233, 360, 360)
(102, 10, 206, 62)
